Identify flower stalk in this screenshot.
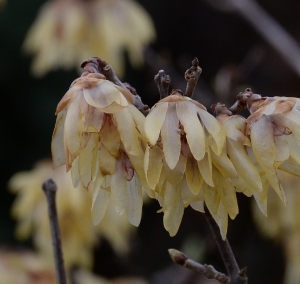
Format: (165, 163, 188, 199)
(42, 179, 67, 284)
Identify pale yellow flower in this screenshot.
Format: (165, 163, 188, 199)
(238, 88, 300, 204)
(52, 72, 147, 227)
(23, 0, 155, 77)
(8, 160, 138, 269)
(144, 91, 230, 237)
(253, 171, 300, 284)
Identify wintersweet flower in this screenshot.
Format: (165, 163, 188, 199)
(238, 88, 300, 204)
(144, 90, 228, 236)
(253, 171, 300, 284)
(51, 69, 147, 227)
(8, 160, 138, 269)
(23, 0, 155, 77)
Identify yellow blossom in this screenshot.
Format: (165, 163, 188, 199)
(23, 0, 155, 77)
(8, 160, 138, 269)
(253, 171, 300, 284)
(51, 70, 147, 227)
(237, 88, 300, 204)
(144, 90, 230, 237)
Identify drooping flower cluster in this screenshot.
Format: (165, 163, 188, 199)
(52, 59, 148, 228)
(8, 160, 139, 270)
(51, 58, 300, 240)
(23, 0, 155, 77)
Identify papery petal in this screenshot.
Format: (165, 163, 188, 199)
(84, 105, 105, 132)
(114, 107, 140, 156)
(144, 102, 168, 145)
(98, 143, 116, 175)
(190, 201, 205, 212)
(185, 157, 203, 195)
(218, 175, 238, 220)
(274, 135, 289, 166)
(126, 174, 142, 226)
(64, 95, 83, 165)
(99, 114, 121, 157)
(181, 178, 204, 206)
(162, 181, 184, 237)
(161, 102, 181, 169)
(78, 133, 98, 188)
(144, 145, 163, 189)
(56, 86, 81, 114)
(211, 148, 237, 178)
(127, 104, 147, 139)
(197, 149, 214, 187)
(164, 154, 187, 185)
(197, 108, 225, 155)
(211, 202, 228, 240)
(70, 156, 80, 188)
(176, 101, 205, 160)
(203, 183, 220, 216)
(83, 80, 128, 113)
(52, 109, 67, 168)
(91, 182, 109, 225)
(110, 158, 127, 215)
(226, 138, 263, 193)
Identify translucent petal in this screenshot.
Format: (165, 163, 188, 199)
(164, 154, 187, 185)
(197, 149, 214, 186)
(98, 143, 116, 175)
(197, 108, 225, 155)
(70, 156, 80, 188)
(56, 87, 81, 114)
(176, 101, 205, 161)
(91, 183, 109, 225)
(226, 138, 263, 193)
(52, 109, 67, 168)
(185, 157, 203, 195)
(99, 114, 121, 158)
(211, 148, 237, 178)
(114, 107, 140, 156)
(144, 145, 163, 189)
(144, 102, 168, 145)
(127, 104, 147, 139)
(110, 158, 127, 215)
(161, 103, 181, 169)
(211, 202, 228, 240)
(190, 201, 205, 212)
(203, 183, 220, 215)
(126, 174, 143, 226)
(162, 181, 184, 237)
(84, 105, 105, 132)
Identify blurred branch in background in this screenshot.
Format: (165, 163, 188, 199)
(203, 0, 300, 78)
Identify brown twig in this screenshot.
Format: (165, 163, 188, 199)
(185, 57, 202, 98)
(154, 70, 171, 99)
(204, 210, 248, 284)
(169, 249, 229, 283)
(42, 179, 67, 284)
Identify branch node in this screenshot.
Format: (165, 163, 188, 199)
(154, 70, 171, 99)
(185, 57, 202, 98)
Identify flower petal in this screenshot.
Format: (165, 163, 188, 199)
(52, 109, 67, 168)
(161, 102, 181, 169)
(185, 157, 203, 195)
(197, 149, 214, 186)
(176, 101, 205, 160)
(91, 184, 109, 225)
(144, 102, 168, 145)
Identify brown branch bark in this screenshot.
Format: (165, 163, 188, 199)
(42, 179, 67, 284)
(204, 210, 248, 284)
(169, 249, 229, 283)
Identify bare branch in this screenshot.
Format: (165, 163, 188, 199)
(168, 249, 229, 283)
(204, 210, 248, 284)
(42, 179, 67, 284)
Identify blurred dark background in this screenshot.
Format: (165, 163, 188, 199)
(1, 0, 300, 283)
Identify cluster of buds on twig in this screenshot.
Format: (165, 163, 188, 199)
(51, 56, 300, 240)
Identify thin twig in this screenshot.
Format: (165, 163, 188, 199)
(185, 58, 202, 98)
(169, 249, 229, 283)
(204, 210, 248, 284)
(42, 179, 67, 284)
(154, 70, 171, 99)
(204, 0, 300, 78)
